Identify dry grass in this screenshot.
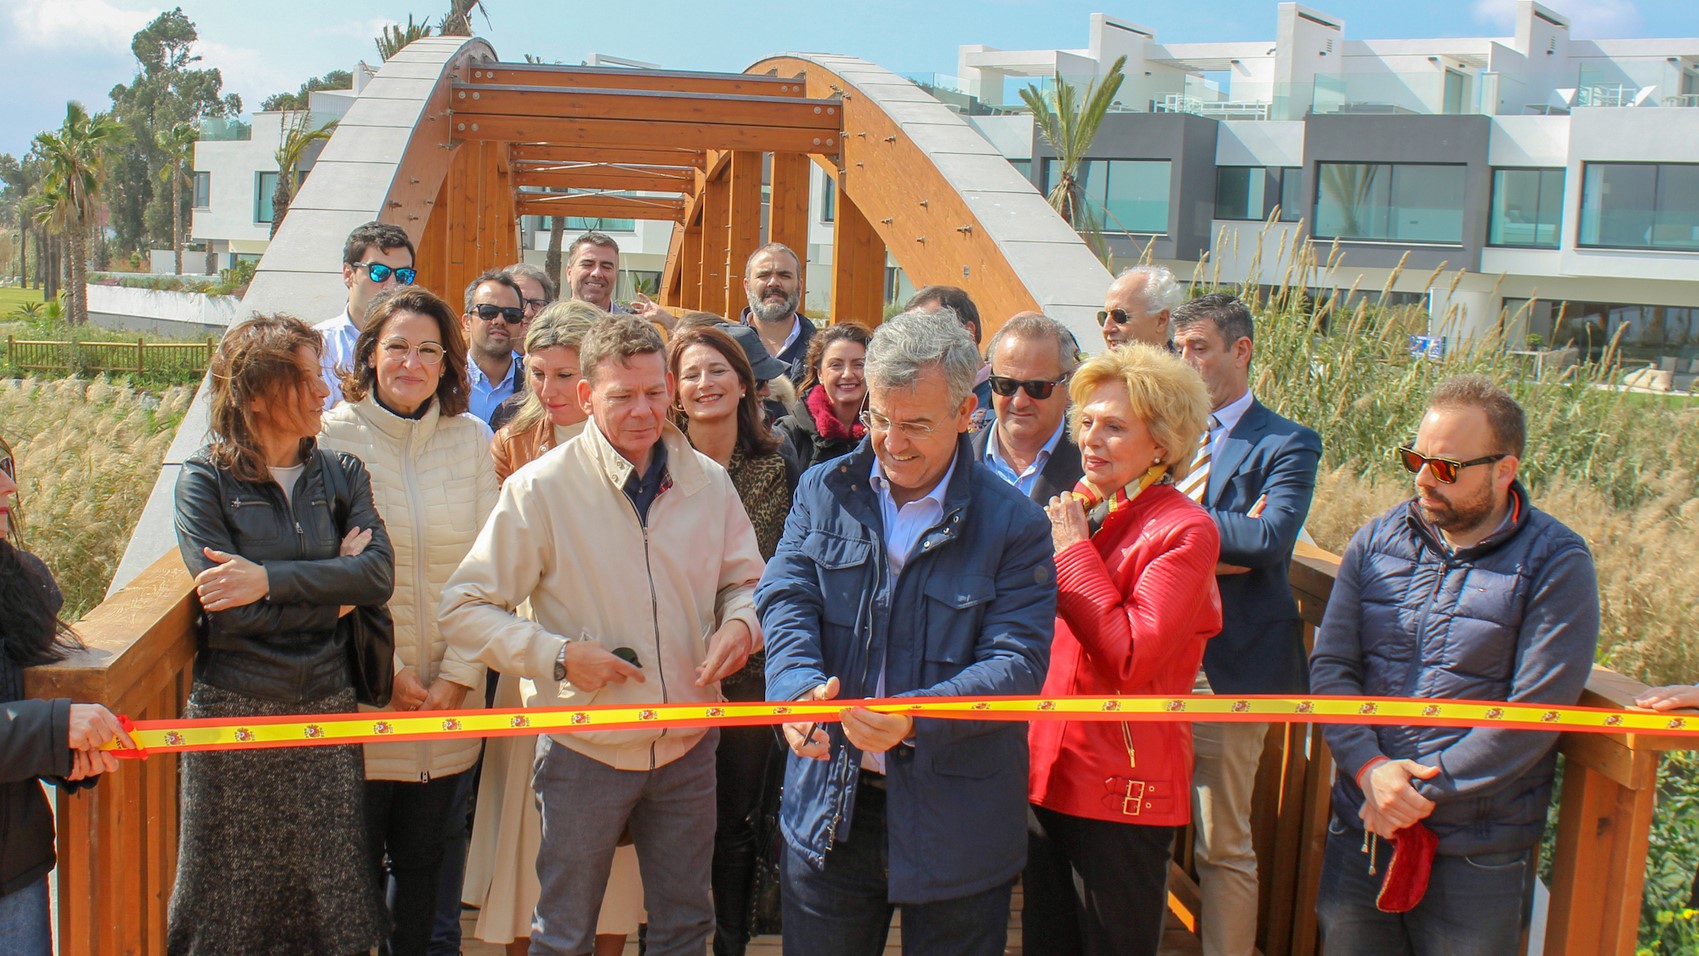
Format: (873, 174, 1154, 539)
(2, 375, 191, 620)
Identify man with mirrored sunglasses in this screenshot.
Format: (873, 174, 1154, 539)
(317, 220, 417, 408)
(1309, 375, 1599, 955)
(461, 271, 528, 426)
(971, 313, 1083, 505)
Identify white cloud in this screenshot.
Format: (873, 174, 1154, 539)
(318, 17, 401, 43)
(1472, 0, 1642, 37)
(3, 0, 156, 53)
(194, 38, 303, 111)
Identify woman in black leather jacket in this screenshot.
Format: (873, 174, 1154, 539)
(1, 435, 129, 954)
(166, 315, 394, 955)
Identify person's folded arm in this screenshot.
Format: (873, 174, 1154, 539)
(1309, 526, 1387, 782)
(0, 697, 73, 784)
(173, 458, 339, 637)
(1414, 544, 1600, 804)
(1052, 515, 1219, 690)
(439, 476, 565, 682)
(265, 455, 394, 608)
(1208, 429, 1321, 569)
(757, 492, 829, 704)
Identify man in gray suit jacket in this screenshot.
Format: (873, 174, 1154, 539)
(1173, 293, 1322, 956)
(969, 313, 1084, 505)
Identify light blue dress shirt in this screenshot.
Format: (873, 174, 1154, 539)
(467, 353, 525, 425)
(983, 419, 1067, 497)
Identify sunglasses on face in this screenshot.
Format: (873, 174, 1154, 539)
(1395, 445, 1508, 484)
(987, 374, 1068, 400)
(1096, 309, 1133, 327)
(380, 337, 446, 366)
(470, 303, 525, 324)
(354, 262, 417, 285)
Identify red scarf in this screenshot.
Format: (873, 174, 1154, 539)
(805, 385, 865, 443)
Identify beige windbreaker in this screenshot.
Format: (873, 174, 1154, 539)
(440, 419, 764, 771)
(321, 395, 498, 781)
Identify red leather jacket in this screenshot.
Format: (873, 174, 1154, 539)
(1028, 482, 1222, 826)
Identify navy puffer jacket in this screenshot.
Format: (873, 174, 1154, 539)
(1310, 482, 1599, 855)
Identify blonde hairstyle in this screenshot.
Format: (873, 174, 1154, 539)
(1068, 343, 1212, 482)
(506, 300, 603, 436)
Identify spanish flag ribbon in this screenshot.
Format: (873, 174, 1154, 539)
(107, 693, 1697, 757)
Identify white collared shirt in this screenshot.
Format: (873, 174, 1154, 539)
(1207, 388, 1256, 460)
(984, 418, 1066, 497)
(313, 309, 359, 409)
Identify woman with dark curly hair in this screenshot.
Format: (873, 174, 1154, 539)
(668, 324, 796, 955)
(776, 322, 872, 471)
(0, 434, 130, 955)
(319, 287, 498, 955)
(167, 314, 393, 955)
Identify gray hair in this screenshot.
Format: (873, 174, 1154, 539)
(1117, 264, 1183, 316)
(865, 310, 980, 408)
(502, 261, 556, 302)
(985, 312, 1081, 375)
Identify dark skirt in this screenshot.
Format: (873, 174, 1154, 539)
(166, 681, 387, 955)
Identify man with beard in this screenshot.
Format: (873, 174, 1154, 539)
(739, 243, 815, 387)
(1308, 375, 1599, 955)
(462, 271, 528, 425)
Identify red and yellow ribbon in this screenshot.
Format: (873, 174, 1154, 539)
(108, 694, 1696, 757)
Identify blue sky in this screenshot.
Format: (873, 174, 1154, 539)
(2, 0, 1697, 158)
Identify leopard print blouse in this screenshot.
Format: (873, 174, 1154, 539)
(722, 447, 792, 693)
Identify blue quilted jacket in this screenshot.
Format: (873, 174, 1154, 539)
(1310, 483, 1599, 855)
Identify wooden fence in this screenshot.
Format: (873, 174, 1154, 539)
(5, 335, 214, 376)
(24, 545, 1692, 954)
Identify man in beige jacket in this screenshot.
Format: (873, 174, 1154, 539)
(440, 315, 765, 956)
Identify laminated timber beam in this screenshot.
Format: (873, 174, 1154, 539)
(511, 144, 707, 168)
(454, 114, 839, 154)
(462, 63, 808, 97)
(516, 193, 685, 222)
(513, 165, 698, 193)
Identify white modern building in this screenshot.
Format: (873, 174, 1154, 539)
(935, 1, 1699, 369)
(189, 68, 372, 272)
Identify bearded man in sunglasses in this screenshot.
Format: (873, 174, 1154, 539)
(971, 313, 1083, 504)
(461, 271, 529, 425)
(317, 220, 417, 407)
(1309, 375, 1599, 955)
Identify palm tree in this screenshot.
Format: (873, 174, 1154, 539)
(33, 102, 127, 325)
(270, 112, 337, 238)
(438, 0, 488, 36)
(1019, 56, 1127, 254)
(375, 16, 433, 60)
(156, 121, 198, 274)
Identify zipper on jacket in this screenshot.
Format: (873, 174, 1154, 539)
(619, 492, 667, 773)
(400, 419, 435, 778)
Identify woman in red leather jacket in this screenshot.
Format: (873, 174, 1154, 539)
(1025, 343, 1223, 956)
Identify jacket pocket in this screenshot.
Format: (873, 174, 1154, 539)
(228, 496, 281, 548)
(922, 573, 995, 665)
(931, 724, 1013, 779)
(801, 532, 872, 628)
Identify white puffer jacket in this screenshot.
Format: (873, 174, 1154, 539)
(321, 394, 499, 781)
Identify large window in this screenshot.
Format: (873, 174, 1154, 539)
(1045, 159, 1171, 234)
(1313, 163, 1467, 244)
(1578, 163, 1699, 251)
(1488, 168, 1563, 248)
(254, 171, 278, 224)
(193, 171, 210, 209)
(820, 175, 835, 223)
(564, 216, 635, 232)
(1215, 167, 1305, 222)
(1502, 296, 1699, 364)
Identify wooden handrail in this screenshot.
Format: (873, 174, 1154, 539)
(24, 541, 1681, 955)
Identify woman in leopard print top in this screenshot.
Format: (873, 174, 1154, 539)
(668, 324, 797, 956)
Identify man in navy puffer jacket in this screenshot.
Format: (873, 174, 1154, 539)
(1310, 375, 1599, 956)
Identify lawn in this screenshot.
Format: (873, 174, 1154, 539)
(0, 285, 45, 315)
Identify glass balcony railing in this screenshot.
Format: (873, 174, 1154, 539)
(198, 116, 252, 142)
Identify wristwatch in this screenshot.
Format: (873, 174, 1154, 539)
(554, 643, 570, 683)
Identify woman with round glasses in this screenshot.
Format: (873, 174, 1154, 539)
(170, 314, 392, 954)
(1, 435, 132, 954)
(777, 322, 873, 470)
(320, 287, 498, 956)
(1024, 344, 1221, 956)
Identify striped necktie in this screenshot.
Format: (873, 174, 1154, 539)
(1176, 415, 1220, 504)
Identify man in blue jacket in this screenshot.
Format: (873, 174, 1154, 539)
(1309, 375, 1599, 955)
(1172, 293, 1321, 956)
(757, 310, 1055, 956)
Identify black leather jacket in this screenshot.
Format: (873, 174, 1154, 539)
(173, 445, 394, 703)
(1, 554, 74, 898)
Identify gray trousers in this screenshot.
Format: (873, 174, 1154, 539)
(528, 731, 718, 956)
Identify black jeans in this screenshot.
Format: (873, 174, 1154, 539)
(711, 677, 783, 955)
(363, 772, 466, 956)
(1023, 803, 1175, 956)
